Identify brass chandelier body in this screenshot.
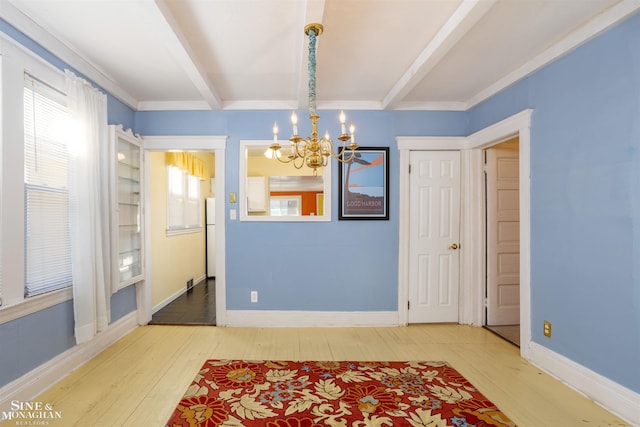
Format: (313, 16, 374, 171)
(270, 23, 358, 174)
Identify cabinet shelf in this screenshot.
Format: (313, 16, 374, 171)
(118, 161, 140, 170)
(118, 176, 140, 184)
(119, 224, 140, 230)
(111, 124, 144, 289)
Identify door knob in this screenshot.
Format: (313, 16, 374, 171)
(449, 243, 459, 250)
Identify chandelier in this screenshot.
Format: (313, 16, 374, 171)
(269, 23, 358, 174)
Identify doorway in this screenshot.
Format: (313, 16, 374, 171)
(147, 150, 216, 325)
(397, 109, 532, 358)
(484, 138, 520, 346)
(138, 135, 227, 327)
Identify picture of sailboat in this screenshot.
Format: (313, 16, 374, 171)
(340, 147, 389, 219)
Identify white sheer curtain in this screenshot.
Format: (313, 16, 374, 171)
(65, 70, 112, 344)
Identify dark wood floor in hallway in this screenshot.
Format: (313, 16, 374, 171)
(149, 278, 216, 325)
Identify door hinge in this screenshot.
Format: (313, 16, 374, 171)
(408, 164, 411, 174)
(407, 301, 410, 310)
(484, 298, 488, 307)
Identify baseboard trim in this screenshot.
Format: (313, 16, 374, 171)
(528, 342, 640, 426)
(152, 274, 208, 314)
(0, 311, 138, 410)
(152, 287, 187, 314)
(226, 310, 399, 327)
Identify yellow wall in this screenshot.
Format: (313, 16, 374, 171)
(149, 151, 215, 308)
(248, 154, 324, 177)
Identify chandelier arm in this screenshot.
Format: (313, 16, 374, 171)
(274, 154, 295, 164)
(292, 155, 305, 169)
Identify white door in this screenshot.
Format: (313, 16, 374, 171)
(486, 140, 520, 325)
(408, 151, 460, 323)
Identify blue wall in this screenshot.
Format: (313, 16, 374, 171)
(1, 9, 640, 399)
(136, 110, 467, 311)
(468, 12, 640, 393)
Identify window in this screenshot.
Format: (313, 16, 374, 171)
(238, 140, 332, 222)
(23, 74, 72, 297)
(167, 165, 202, 232)
(270, 196, 301, 216)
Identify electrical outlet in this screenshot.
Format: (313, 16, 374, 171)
(251, 291, 258, 303)
(543, 320, 552, 338)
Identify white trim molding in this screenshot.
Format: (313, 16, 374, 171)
(396, 136, 467, 326)
(466, 0, 640, 109)
(0, 288, 72, 325)
(141, 134, 228, 326)
(396, 109, 532, 352)
(141, 135, 227, 151)
(226, 310, 399, 328)
(466, 109, 532, 360)
(396, 109, 640, 426)
(529, 342, 640, 427)
(0, 312, 138, 412)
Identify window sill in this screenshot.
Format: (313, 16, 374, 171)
(0, 287, 73, 325)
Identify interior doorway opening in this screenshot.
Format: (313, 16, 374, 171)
(139, 135, 227, 327)
(483, 137, 520, 346)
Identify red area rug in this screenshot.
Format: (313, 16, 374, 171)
(166, 360, 515, 426)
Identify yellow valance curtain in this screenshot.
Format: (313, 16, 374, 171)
(166, 152, 208, 179)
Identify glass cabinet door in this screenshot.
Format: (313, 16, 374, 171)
(110, 125, 144, 288)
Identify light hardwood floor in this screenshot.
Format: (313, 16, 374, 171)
(2, 324, 629, 427)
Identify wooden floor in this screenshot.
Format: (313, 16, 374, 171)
(4, 324, 629, 427)
(149, 279, 216, 325)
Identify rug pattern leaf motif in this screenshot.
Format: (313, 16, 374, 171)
(166, 360, 516, 427)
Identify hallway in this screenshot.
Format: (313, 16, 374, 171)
(149, 278, 216, 325)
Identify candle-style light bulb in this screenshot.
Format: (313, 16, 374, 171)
(273, 122, 278, 143)
(350, 122, 356, 144)
(324, 131, 330, 141)
(291, 111, 298, 135)
(339, 110, 346, 134)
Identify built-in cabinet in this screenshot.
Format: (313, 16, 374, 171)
(110, 125, 144, 289)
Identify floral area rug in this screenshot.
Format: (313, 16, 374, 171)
(166, 360, 516, 426)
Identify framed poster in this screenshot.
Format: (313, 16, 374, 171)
(338, 146, 389, 220)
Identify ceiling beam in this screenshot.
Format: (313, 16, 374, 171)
(382, 0, 497, 110)
(150, 0, 222, 109)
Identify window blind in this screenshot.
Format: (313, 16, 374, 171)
(23, 74, 72, 297)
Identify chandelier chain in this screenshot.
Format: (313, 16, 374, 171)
(308, 27, 317, 117)
(269, 23, 358, 173)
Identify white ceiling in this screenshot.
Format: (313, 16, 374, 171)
(2, 0, 637, 112)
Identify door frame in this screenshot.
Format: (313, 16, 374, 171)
(397, 109, 532, 358)
(139, 135, 228, 326)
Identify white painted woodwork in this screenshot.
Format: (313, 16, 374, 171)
(408, 151, 460, 323)
(486, 140, 520, 325)
(3, 1, 633, 111)
(141, 135, 228, 326)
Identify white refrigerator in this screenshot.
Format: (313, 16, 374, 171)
(206, 197, 216, 278)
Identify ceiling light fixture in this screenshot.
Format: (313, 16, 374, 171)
(269, 23, 358, 174)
